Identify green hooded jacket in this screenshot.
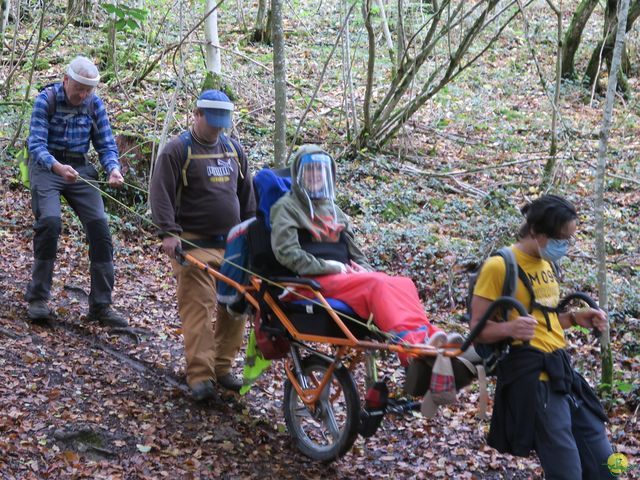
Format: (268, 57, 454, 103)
(270, 145, 372, 276)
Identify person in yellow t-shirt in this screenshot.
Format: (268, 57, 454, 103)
(470, 194, 613, 480)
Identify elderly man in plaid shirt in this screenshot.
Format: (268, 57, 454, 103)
(25, 55, 127, 327)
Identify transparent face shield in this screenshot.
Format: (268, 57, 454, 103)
(297, 153, 334, 201)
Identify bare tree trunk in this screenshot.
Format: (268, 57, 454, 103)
(1, 0, 20, 97)
(396, 0, 405, 67)
(289, 2, 356, 156)
(153, 0, 186, 184)
(1, 0, 9, 46)
(583, 0, 639, 91)
(107, 8, 116, 74)
(272, 0, 287, 167)
(236, 0, 247, 33)
(202, 1, 225, 91)
(252, 0, 271, 44)
(362, 0, 375, 140)
(67, 0, 92, 23)
(375, 0, 395, 71)
(9, 0, 46, 150)
(541, 0, 563, 188)
(204, 0, 221, 75)
(594, 0, 630, 389)
(561, 0, 598, 80)
(353, 0, 511, 152)
(341, 0, 358, 140)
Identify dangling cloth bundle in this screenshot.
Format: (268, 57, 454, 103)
(421, 352, 457, 418)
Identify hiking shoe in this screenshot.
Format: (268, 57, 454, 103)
(216, 373, 243, 392)
(88, 305, 129, 327)
(191, 380, 218, 402)
(446, 332, 465, 345)
(426, 331, 447, 348)
(27, 300, 52, 320)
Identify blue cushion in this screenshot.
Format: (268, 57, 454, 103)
(291, 298, 356, 316)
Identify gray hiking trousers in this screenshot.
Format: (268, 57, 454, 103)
(25, 160, 115, 307)
(534, 381, 614, 480)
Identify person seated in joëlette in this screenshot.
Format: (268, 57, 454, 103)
(269, 144, 463, 365)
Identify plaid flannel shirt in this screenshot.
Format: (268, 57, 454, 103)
(27, 83, 120, 173)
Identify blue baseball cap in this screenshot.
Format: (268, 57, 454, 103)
(197, 90, 234, 128)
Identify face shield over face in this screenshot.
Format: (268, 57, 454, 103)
(297, 153, 334, 201)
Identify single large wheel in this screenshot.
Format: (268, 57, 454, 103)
(283, 355, 360, 462)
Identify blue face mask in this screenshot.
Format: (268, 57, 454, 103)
(541, 238, 569, 262)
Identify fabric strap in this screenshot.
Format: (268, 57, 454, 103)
(476, 365, 489, 420)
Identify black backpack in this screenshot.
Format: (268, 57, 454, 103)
(464, 247, 558, 375)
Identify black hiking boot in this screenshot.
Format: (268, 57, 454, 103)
(216, 373, 243, 392)
(191, 380, 219, 402)
(27, 300, 53, 321)
(87, 305, 129, 328)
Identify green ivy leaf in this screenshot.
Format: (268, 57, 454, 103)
(128, 8, 148, 21)
(126, 18, 140, 30)
(101, 3, 117, 14)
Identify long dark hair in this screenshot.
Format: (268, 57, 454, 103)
(517, 194, 577, 239)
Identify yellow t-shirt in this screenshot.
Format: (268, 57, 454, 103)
(473, 246, 566, 353)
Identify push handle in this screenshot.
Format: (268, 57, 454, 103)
(461, 296, 528, 352)
(174, 246, 186, 265)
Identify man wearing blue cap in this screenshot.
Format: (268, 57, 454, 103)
(150, 90, 255, 401)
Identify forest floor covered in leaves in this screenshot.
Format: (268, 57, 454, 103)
(2, 0, 640, 478)
(0, 176, 555, 479)
(1, 143, 638, 479)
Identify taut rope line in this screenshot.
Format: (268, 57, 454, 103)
(73, 174, 402, 344)
(72, 176, 448, 347)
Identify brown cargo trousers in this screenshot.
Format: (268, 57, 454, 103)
(171, 244, 246, 388)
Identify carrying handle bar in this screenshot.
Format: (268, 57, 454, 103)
(175, 246, 187, 265)
(461, 296, 528, 352)
(557, 292, 602, 339)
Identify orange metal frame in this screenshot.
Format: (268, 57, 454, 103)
(183, 252, 462, 407)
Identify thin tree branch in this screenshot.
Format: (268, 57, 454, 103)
(287, 0, 358, 159)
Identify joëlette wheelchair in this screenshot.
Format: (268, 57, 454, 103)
(177, 169, 601, 462)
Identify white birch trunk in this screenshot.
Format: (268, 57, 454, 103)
(204, 0, 221, 75)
